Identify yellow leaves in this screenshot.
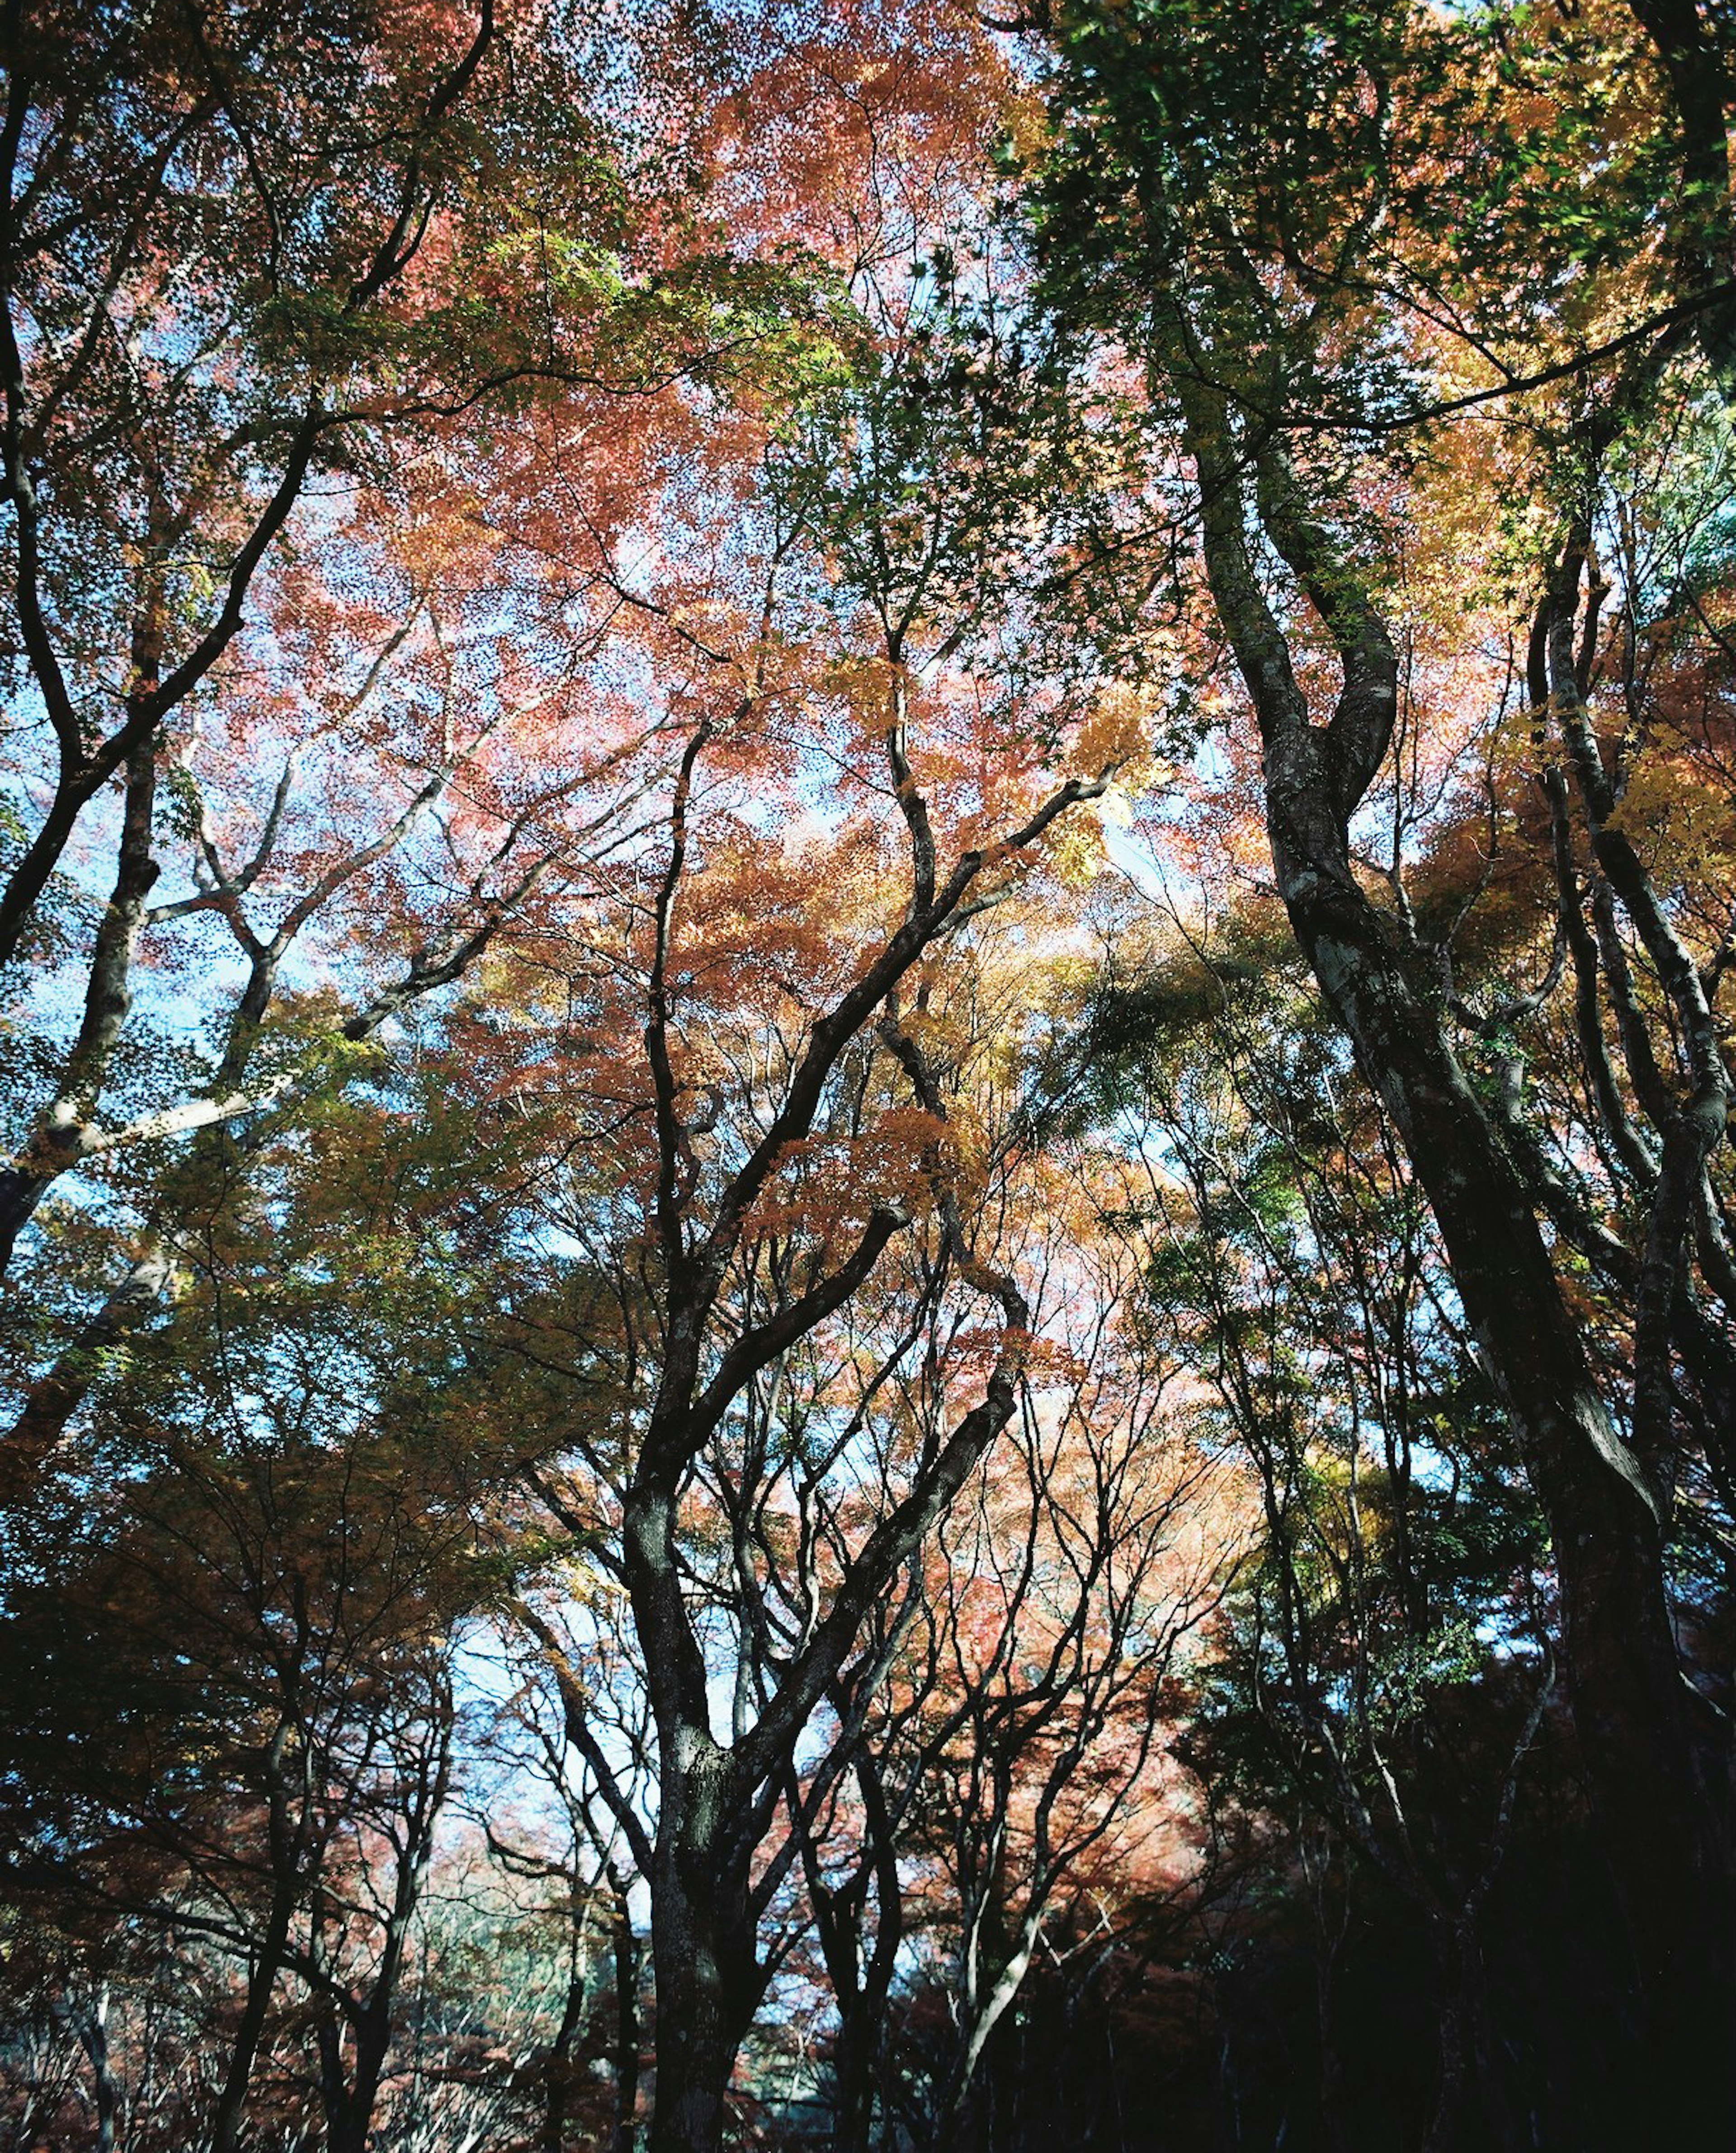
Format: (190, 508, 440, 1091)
(1014, 1333, 1092, 1388)
(1604, 738, 1736, 896)
(1046, 814, 1105, 890)
(1071, 683, 1155, 783)
(1000, 81, 1055, 170)
(820, 651, 899, 728)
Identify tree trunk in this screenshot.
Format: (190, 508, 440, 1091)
(612, 1888, 642, 2153)
(1627, 0, 1736, 401)
(0, 734, 159, 1278)
(544, 1941, 588, 2153)
(208, 1899, 292, 2153)
(1270, 778, 1733, 2010)
(643, 1736, 760, 2153)
(75, 1990, 118, 2153)
(1420, 1914, 1517, 2153)
(316, 2003, 392, 2153)
(1172, 377, 1734, 2114)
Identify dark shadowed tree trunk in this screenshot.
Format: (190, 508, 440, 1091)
(1170, 363, 1733, 2116)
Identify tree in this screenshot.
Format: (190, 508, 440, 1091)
(0, 1079, 525, 2152)
(1071, 928, 1567, 2146)
(11, 6, 1734, 2147)
(498, 665, 1116, 2150)
(406, 27, 1175, 2138)
(0, 0, 835, 1466)
(2, 0, 530, 967)
(1027, 3, 1736, 2120)
(853, 1359, 1225, 2151)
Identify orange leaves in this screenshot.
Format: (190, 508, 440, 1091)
(689, 2, 1018, 274)
(741, 1107, 952, 1243)
(1070, 681, 1156, 784)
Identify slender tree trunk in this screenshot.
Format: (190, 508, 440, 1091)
(624, 1469, 760, 2153)
(828, 2016, 877, 2153)
(1420, 1914, 1506, 2153)
(208, 1897, 292, 2153)
(1302, 1838, 1351, 2153)
(612, 1887, 641, 2153)
(316, 2013, 355, 2153)
(544, 1939, 588, 2153)
(75, 1990, 118, 2153)
(811, 1744, 901, 2153)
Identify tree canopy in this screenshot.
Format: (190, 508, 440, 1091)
(2, 3, 1734, 2149)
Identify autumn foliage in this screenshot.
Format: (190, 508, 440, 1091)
(2, 3, 1734, 2150)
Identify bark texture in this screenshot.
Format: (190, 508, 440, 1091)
(1172, 370, 1734, 2099)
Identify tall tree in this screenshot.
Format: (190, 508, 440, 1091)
(1028, 0, 1736, 2122)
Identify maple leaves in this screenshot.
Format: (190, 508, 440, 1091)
(1029, 0, 1736, 2135)
(3, 1, 1736, 2148)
